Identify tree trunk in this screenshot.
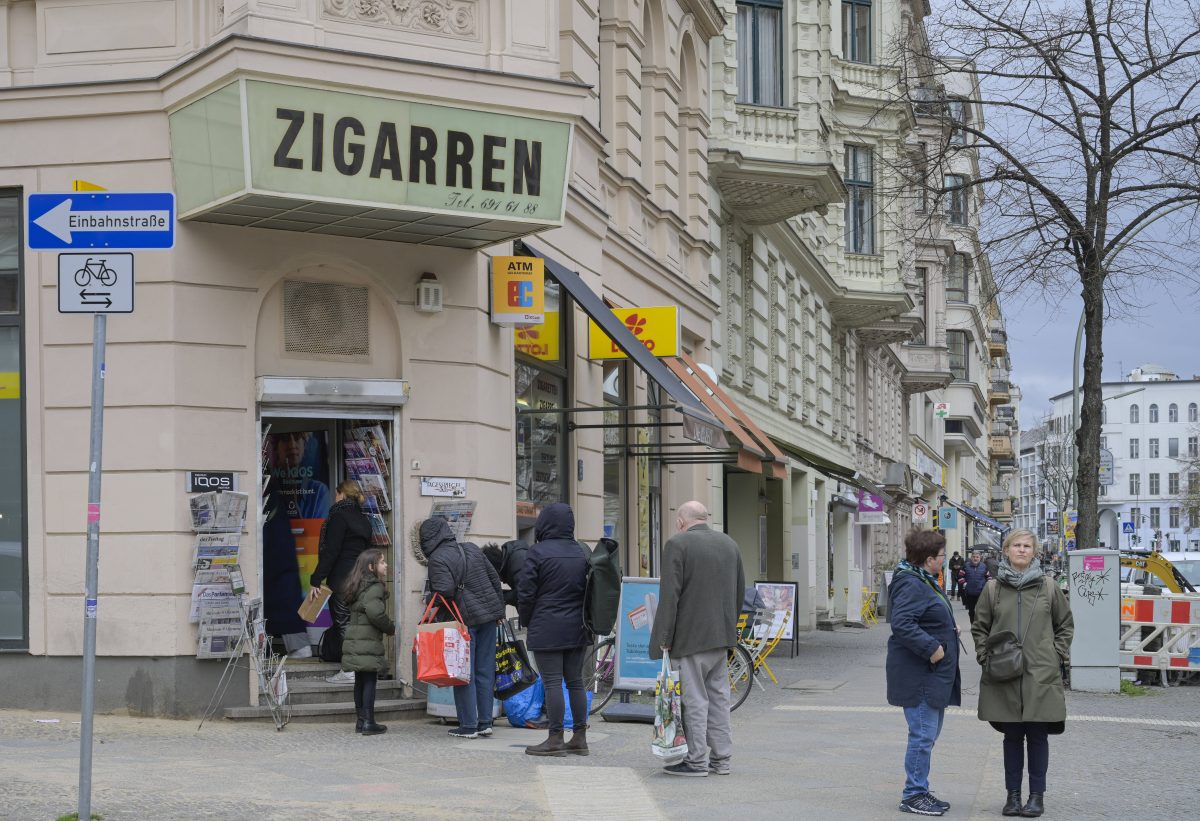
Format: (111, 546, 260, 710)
(1075, 262, 1105, 550)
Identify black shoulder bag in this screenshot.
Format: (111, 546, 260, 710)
(983, 579, 1041, 681)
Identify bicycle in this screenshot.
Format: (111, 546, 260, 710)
(74, 257, 118, 287)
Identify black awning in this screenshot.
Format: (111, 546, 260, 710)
(518, 241, 725, 446)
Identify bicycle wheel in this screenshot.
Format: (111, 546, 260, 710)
(74, 267, 91, 287)
(96, 266, 117, 286)
(727, 644, 753, 712)
(582, 637, 616, 715)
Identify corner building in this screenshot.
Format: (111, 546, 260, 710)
(0, 2, 727, 715)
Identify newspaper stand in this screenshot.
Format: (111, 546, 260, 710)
(194, 478, 291, 731)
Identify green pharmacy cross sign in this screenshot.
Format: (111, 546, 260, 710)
(169, 79, 573, 249)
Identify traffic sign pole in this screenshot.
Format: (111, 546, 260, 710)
(78, 313, 106, 821)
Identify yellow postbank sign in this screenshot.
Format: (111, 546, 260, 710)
(491, 256, 545, 325)
(587, 306, 679, 360)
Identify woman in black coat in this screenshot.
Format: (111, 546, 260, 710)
(886, 529, 961, 817)
(308, 480, 372, 681)
(517, 503, 590, 757)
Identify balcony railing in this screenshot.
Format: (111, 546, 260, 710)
(990, 498, 1014, 517)
(734, 104, 799, 146)
(989, 434, 1013, 457)
(988, 329, 1008, 357)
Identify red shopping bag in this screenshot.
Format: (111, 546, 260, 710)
(413, 594, 472, 687)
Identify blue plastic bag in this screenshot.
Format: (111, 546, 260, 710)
(563, 684, 594, 728)
(504, 678, 544, 728)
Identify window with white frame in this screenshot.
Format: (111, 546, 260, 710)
(844, 146, 875, 254)
(1169, 437, 1179, 458)
(1190, 402, 1198, 423)
(1169, 472, 1180, 495)
(944, 174, 968, 224)
(1130, 473, 1140, 495)
(1150, 507, 1160, 528)
(1130, 404, 1140, 423)
(1189, 435, 1198, 458)
(1150, 403, 1159, 423)
(1130, 438, 1139, 458)
(1169, 403, 1178, 422)
(1149, 472, 1160, 495)
(736, 0, 784, 107)
(947, 330, 969, 381)
(1149, 438, 1159, 458)
(947, 254, 969, 301)
(1170, 507, 1180, 528)
(947, 97, 969, 145)
(841, 0, 871, 63)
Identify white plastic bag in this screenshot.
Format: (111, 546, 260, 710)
(651, 651, 688, 765)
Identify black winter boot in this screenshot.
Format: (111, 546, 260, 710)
(361, 704, 388, 736)
(1020, 792, 1044, 817)
(564, 726, 589, 756)
(525, 730, 567, 756)
(355, 709, 366, 734)
(1002, 791, 1022, 816)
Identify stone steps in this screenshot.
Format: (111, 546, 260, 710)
(273, 678, 408, 706)
(224, 697, 427, 723)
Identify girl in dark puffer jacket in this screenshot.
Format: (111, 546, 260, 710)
(340, 549, 395, 735)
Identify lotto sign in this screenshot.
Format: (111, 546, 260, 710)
(587, 306, 680, 360)
(513, 311, 560, 361)
(913, 502, 929, 522)
(490, 256, 545, 324)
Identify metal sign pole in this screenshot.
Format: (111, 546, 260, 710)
(78, 312, 106, 820)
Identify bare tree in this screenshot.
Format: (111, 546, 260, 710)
(883, 0, 1200, 553)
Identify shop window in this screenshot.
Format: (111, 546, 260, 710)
(0, 192, 25, 647)
(603, 362, 627, 545)
(515, 280, 569, 534)
(736, 0, 784, 106)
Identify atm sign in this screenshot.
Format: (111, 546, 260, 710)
(587, 306, 679, 360)
(491, 256, 544, 325)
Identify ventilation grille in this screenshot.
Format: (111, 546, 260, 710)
(283, 280, 369, 357)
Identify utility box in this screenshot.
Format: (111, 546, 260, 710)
(1068, 549, 1120, 692)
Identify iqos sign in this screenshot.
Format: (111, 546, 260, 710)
(185, 471, 239, 493)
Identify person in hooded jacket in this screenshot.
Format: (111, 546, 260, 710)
(483, 539, 529, 608)
(309, 480, 373, 683)
(972, 529, 1073, 819)
(517, 503, 591, 757)
(339, 548, 395, 736)
(419, 517, 505, 739)
(887, 529, 961, 817)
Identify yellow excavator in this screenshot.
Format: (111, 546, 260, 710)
(1119, 551, 1197, 595)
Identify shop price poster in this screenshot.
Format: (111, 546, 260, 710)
(614, 576, 661, 690)
(429, 499, 477, 543)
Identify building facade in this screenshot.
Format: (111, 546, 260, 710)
(0, 1, 733, 715)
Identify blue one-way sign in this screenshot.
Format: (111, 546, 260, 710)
(27, 192, 175, 250)
(1122, 521, 1136, 534)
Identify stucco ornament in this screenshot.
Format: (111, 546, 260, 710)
(323, 0, 477, 37)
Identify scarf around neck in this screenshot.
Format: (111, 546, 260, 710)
(897, 559, 952, 613)
(996, 557, 1045, 589)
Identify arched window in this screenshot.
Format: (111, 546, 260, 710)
(1190, 403, 1198, 423)
(1149, 403, 1159, 423)
(1169, 403, 1178, 423)
(1130, 404, 1139, 423)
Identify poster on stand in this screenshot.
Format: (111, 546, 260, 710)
(613, 576, 661, 690)
(753, 581, 798, 641)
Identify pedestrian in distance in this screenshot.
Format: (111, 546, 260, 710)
(517, 503, 592, 757)
(310, 480, 373, 683)
(959, 551, 989, 624)
(650, 500, 746, 777)
(886, 529, 961, 817)
(339, 548, 395, 736)
(419, 517, 506, 740)
(948, 551, 965, 600)
(972, 529, 1074, 818)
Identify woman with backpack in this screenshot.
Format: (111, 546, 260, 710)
(972, 529, 1074, 818)
(517, 502, 591, 757)
(339, 548, 395, 735)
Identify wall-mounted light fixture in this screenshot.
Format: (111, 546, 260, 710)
(415, 273, 443, 313)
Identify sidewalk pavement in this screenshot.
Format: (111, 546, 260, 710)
(3, 602, 1197, 820)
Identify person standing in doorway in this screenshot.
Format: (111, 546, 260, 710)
(959, 551, 990, 624)
(887, 529, 961, 816)
(973, 529, 1073, 818)
(948, 551, 965, 600)
(419, 517, 505, 740)
(309, 480, 372, 684)
(650, 501, 745, 777)
(517, 503, 591, 757)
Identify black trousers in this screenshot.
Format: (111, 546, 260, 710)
(353, 671, 377, 712)
(535, 647, 587, 732)
(330, 594, 352, 633)
(1000, 722, 1050, 792)
(962, 591, 981, 623)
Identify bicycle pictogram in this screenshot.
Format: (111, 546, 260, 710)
(74, 257, 118, 288)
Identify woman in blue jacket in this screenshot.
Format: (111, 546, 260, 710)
(887, 529, 961, 817)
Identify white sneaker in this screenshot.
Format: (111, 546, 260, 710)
(325, 670, 355, 684)
(287, 646, 313, 659)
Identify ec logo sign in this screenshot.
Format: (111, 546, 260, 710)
(491, 256, 545, 325)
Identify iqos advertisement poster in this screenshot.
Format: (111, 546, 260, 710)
(614, 576, 661, 690)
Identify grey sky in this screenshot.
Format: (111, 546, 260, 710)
(1006, 279, 1200, 427)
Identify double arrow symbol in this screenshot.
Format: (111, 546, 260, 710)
(79, 289, 112, 308)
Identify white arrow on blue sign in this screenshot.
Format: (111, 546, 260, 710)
(27, 192, 175, 250)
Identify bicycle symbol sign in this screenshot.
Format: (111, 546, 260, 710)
(58, 253, 134, 313)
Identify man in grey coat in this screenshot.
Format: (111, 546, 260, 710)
(650, 500, 746, 776)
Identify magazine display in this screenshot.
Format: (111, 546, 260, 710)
(343, 421, 394, 548)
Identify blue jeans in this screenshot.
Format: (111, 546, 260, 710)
(452, 621, 498, 731)
(902, 702, 945, 800)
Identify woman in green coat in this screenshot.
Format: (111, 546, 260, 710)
(340, 548, 395, 736)
(972, 529, 1073, 818)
